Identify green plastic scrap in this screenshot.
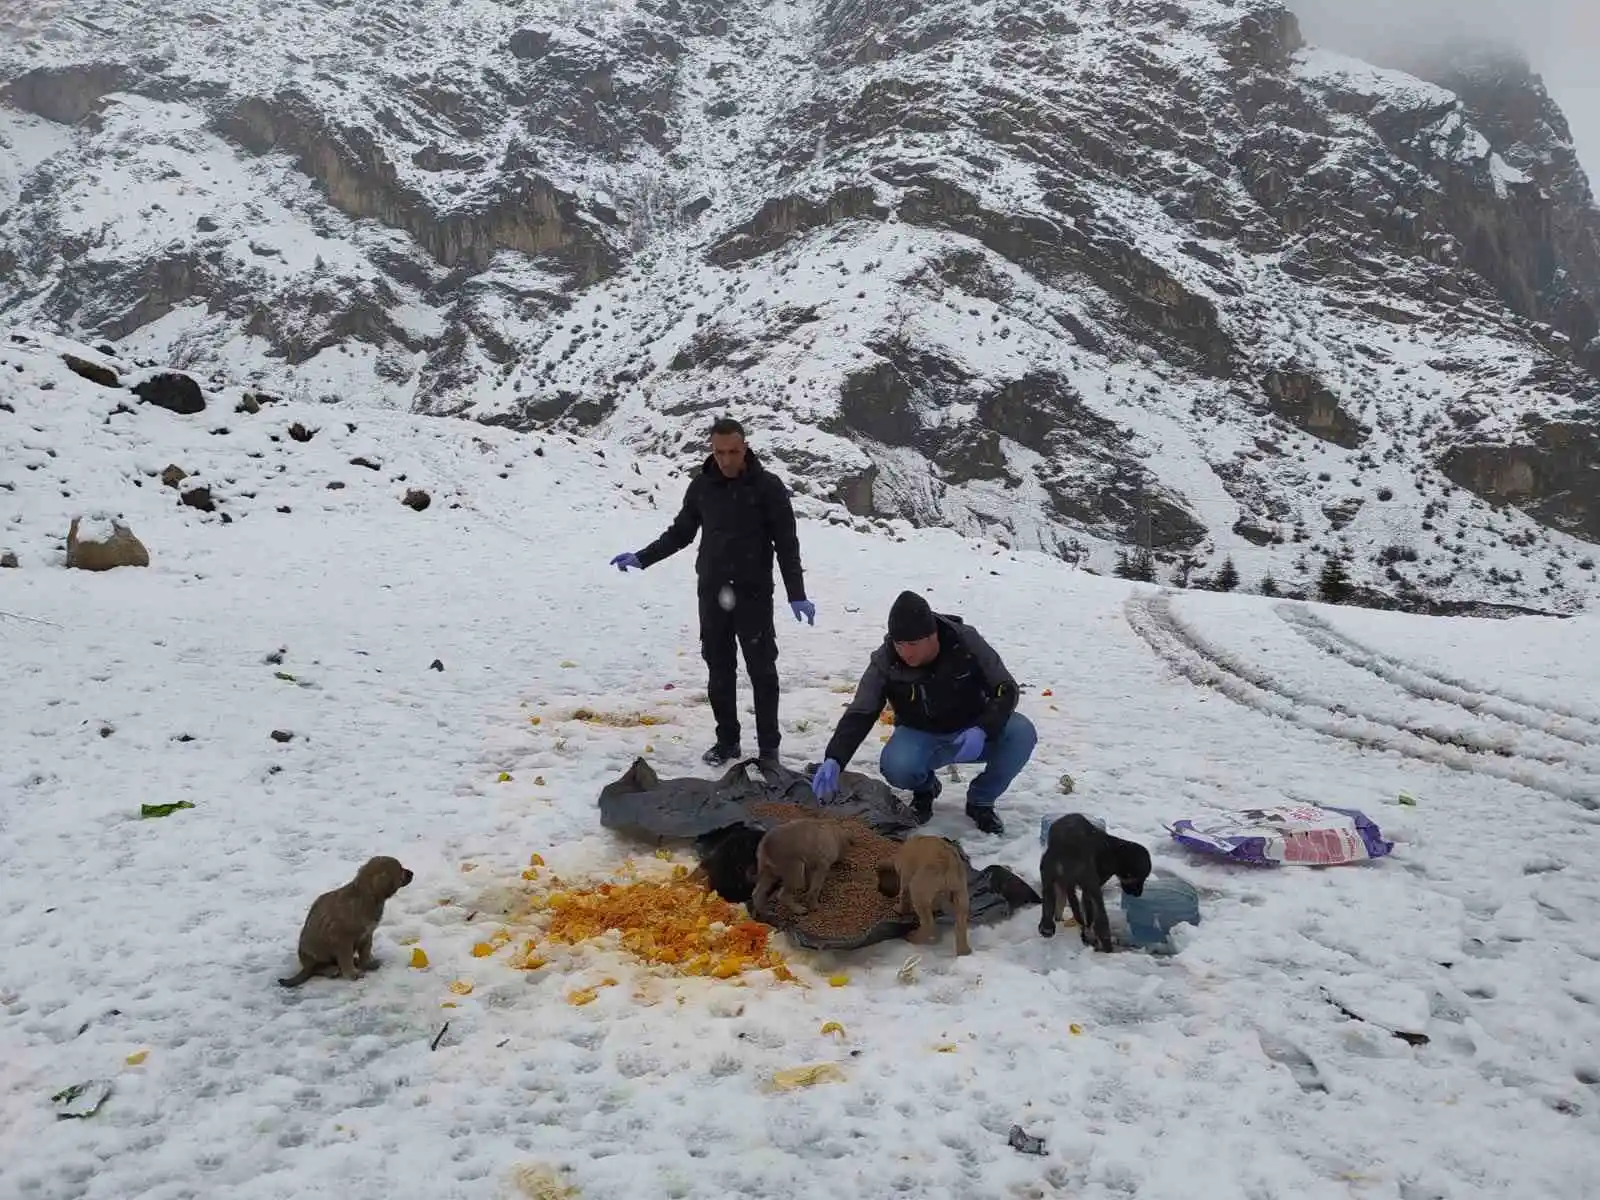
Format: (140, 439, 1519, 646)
(140, 801, 196, 819)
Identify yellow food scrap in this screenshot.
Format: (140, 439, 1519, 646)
(934, 1043, 958, 1053)
(472, 942, 496, 958)
(529, 853, 546, 867)
(560, 660, 577, 668)
(510, 1162, 581, 1199)
(410, 947, 430, 969)
(529, 716, 542, 726)
(820, 1022, 845, 1038)
(125, 1050, 149, 1066)
(1069, 1023, 1084, 1036)
(771, 1063, 846, 1090)
(496, 772, 512, 783)
(654, 847, 673, 861)
(448, 979, 474, 996)
(568, 987, 598, 1006)
(827, 974, 849, 988)
(509, 941, 547, 971)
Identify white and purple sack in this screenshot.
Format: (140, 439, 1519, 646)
(1167, 804, 1393, 866)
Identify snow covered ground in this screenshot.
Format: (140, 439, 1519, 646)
(2, 335, 1598, 1199)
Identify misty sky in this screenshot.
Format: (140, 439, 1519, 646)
(1291, 0, 1600, 196)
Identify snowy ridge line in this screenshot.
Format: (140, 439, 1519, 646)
(1277, 604, 1600, 733)
(1124, 593, 1600, 810)
(1162, 594, 1600, 776)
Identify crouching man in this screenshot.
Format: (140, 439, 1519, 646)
(810, 590, 1036, 835)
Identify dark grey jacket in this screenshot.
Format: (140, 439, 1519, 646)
(823, 614, 1019, 766)
(635, 451, 806, 602)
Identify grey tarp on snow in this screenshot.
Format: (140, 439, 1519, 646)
(597, 756, 1038, 951)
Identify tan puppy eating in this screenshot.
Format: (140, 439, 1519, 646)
(876, 836, 971, 956)
(751, 819, 854, 916)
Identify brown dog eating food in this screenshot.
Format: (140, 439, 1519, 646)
(751, 818, 854, 916)
(876, 836, 971, 956)
(278, 855, 414, 987)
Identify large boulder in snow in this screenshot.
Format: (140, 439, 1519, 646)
(66, 515, 150, 571)
(132, 371, 206, 415)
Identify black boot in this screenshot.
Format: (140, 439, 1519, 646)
(965, 802, 1004, 835)
(911, 776, 942, 824)
(702, 743, 742, 768)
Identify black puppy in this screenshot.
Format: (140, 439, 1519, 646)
(1037, 814, 1152, 951)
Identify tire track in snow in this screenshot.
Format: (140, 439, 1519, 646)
(1277, 604, 1600, 743)
(1159, 595, 1599, 770)
(1124, 593, 1600, 810)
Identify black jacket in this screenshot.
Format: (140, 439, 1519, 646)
(635, 451, 806, 601)
(823, 613, 1019, 767)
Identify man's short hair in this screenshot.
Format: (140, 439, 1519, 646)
(710, 416, 745, 439)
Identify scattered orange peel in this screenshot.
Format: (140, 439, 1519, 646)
(537, 873, 795, 984)
(410, 948, 430, 968)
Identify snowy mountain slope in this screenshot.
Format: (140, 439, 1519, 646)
(3, 335, 1600, 1200)
(1, 0, 1599, 609)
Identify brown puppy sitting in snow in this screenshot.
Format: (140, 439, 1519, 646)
(876, 836, 971, 956)
(751, 819, 854, 915)
(278, 856, 413, 987)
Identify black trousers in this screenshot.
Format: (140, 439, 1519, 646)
(698, 585, 780, 753)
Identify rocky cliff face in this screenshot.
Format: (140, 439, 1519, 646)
(2, 0, 1599, 609)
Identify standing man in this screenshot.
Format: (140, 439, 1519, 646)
(611, 417, 815, 767)
(810, 590, 1034, 835)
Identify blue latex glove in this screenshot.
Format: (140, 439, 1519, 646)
(951, 726, 986, 764)
(610, 552, 642, 572)
(790, 599, 816, 625)
(811, 758, 842, 802)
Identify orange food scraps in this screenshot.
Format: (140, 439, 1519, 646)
(540, 875, 794, 983)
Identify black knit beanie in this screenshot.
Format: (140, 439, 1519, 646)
(887, 590, 937, 642)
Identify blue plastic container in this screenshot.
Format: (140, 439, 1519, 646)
(1038, 812, 1201, 950)
(1120, 874, 1201, 949)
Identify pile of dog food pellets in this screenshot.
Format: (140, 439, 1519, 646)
(747, 802, 902, 941)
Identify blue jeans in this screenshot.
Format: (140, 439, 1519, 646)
(878, 713, 1037, 808)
